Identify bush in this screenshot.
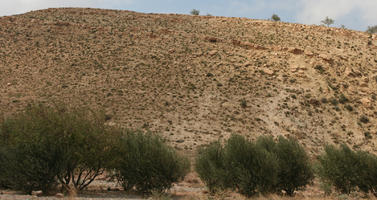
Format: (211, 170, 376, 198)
(271, 14, 281, 22)
(109, 130, 190, 194)
(225, 135, 278, 196)
(196, 135, 279, 197)
(356, 152, 377, 196)
(317, 144, 377, 195)
(195, 142, 229, 193)
(190, 9, 200, 16)
(321, 17, 334, 27)
(367, 25, 377, 34)
(0, 103, 111, 194)
(317, 144, 363, 194)
(360, 115, 369, 123)
(257, 136, 314, 196)
(0, 142, 64, 194)
(196, 135, 314, 197)
(321, 16, 334, 27)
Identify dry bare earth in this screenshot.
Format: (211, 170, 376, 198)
(1, 7, 377, 199)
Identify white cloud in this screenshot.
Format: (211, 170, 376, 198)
(0, 0, 133, 16)
(296, 0, 377, 26)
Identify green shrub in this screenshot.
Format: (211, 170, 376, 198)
(196, 135, 279, 197)
(318, 144, 377, 195)
(110, 130, 190, 194)
(0, 148, 14, 190)
(271, 137, 314, 196)
(195, 142, 229, 193)
(271, 14, 281, 22)
(317, 144, 362, 194)
(224, 135, 278, 197)
(0, 103, 111, 194)
(196, 135, 314, 197)
(0, 143, 64, 194)
(351, 151, 377, 196)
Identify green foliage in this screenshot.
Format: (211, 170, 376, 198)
(0, 103, 111, 194)
(318, 144, 377, 195)
(0, 148, 9, 189)
(321, 16, 334, 27)
(196, 142, 229, 193)
(190, 9, 200, 16)
(274, 137, 314, 196)
(367, 25, 377, 34)
(256, 136, 314, 196)
(225, 135, 278, 197)
(271, 14, 281, 22)
(0, 142, 63, 194)
(196, 135, 314, 197)
(110, 130, 190, 194)
(356, 152, 377, 196)
(319, 181, 332, 196)
(317, 144, 363, 194)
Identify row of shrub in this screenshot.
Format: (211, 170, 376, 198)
(1, 104, 377, 197)
(196, 135, 377, 197)
(318, 144, 377, 196)
(0, 104, 189, 195)
(195, 135, 314, 196)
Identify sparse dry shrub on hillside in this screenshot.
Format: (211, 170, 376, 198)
(190, 9, 200, 16)
(367, 25, 377, 34)
(271, 14, 281, 22)
(108, 130, 190, 194)
(0, 103, 112, 194)
(321, 16, 334, 27)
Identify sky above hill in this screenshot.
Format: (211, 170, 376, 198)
(0, 0, 376, 31)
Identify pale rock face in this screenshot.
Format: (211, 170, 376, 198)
(344, 67, 352, 77)
(263, 68, 274, 75)
(208, 50, 217, 56)
(360, 97, 371, 108)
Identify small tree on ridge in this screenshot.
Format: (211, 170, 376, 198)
(321, 16, 334, 27)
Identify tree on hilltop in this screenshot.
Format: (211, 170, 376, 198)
(190, 9, 200, 16)
(271, 14, 281, 22)
(321, 16, 334, 27)
(367, 25, 377, 34)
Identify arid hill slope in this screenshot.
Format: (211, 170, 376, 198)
(1, 8, 377, 154)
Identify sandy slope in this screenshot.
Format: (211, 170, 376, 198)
(1, 8, 376, 155)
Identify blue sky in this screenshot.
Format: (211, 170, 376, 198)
(0, 0, 376, 31)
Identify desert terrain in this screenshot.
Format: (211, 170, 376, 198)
(0, 8, 377, 199)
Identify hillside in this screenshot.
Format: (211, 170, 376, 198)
(0, 8, 377, 154)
